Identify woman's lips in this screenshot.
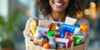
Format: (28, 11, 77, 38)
(54, 2, 64, 8)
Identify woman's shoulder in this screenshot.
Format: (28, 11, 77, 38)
(77, 18, 89, 26)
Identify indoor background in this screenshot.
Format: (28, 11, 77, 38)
(0, 0, 100, 50)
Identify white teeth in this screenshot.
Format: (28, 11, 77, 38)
(54, 3, 63, 5)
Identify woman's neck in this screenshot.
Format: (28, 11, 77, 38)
(51, 10, 66, 22)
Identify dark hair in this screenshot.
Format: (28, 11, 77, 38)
(36, 0, 86, 17)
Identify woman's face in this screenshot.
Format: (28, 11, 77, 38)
(49, 0, 70, 12)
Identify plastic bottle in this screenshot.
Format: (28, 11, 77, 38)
(80, 25, 88, 42)
(55, 23, 60, 37)
(80, 25, 88, 36)
(64, 32, 69, 39)
(38, 35, 47, 46)
(34, 29, 41, 41)
(48, 31, 56, 49)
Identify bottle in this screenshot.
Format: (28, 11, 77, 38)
(55, 23, 60, 37)
(48, 31, 56, 49)
(38, 35, 47, 46)
(34, 29, 41, 41)
(44, 43, 51, 49)
(64, 32, 69, 39)
(80, 25, 88, 37)
(80, 25, 88, 42)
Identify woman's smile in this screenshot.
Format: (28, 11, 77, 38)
(49, 0, 70, 12)
(53, 2, 64, 8)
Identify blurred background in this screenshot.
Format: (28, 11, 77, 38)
(0, 0, 100, 50)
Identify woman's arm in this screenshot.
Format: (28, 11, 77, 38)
(23, 17, 38, 50)
(77, 18, 90, 46)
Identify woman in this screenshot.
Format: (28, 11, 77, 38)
(23, 0, 90, 50)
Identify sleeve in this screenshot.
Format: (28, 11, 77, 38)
(23, 17, 38, 50)
(77, 18, 90, 46)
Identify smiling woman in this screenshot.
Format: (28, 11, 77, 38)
(36, 0, 86, 17)
(23, 0, 90, 50)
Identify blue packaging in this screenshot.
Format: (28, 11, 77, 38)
(60, 23, 76, 38)
(75, 24, 80, 28)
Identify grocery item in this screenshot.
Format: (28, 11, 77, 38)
(80, 25, 88, 42)
(64, 32, 69, 39)
(72, 36, 84, 46)
(60, 23, 76, 38)
(34, 29, 41, 41)
(65, 17, 77, 25)
(43, 31, 47, 36)
(55, 38, 69, 49)
(29, 30, 34, 41)
(48, 31, 56, 49)
(49, 23, 57, 31)
(74, 28, 81, 35)
(68, 38, 73, 47)
(44, 43, 51, 49)
(37, 27, 49, 35)
(55, 23, 60, 37)
(80, 25, 88, 36)
(38, 35, 47, 46)
(30, 20, 37, 39)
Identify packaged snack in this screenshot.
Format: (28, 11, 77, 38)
(60, 24, 76, 38)
(48, 31, 56, 49)
(38, 35, 47, 46)
(55, 38, 69, 49)
(37, 27, 49, 35)
(34, 29, 41, 41)
(44, 43, 51, 49)
(49, 23, 57, 31)
(65, 17, 77, 25)
(30, 20, 37, 40)
(72, 36, 84, 46)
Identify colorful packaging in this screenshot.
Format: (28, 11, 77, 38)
(60, 23, 76, 38)
(72, 36, 84, 46)
(65, 17, 77, 25)
(68, 38, 73, 47)
(49, 23, 57, 31)
(37, 27, 49, 35)
(34, 29, 41, 41)
(30, 20, 37, 40)
(55, 38, 69, 49)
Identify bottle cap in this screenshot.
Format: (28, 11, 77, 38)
(48, 31, 54, 37)
(44, 31, 47, 34)
(80, 25, 88, 32)
(41, 35, 47, 39)
(65, 32, 69, 36)
(29, 30, 32, 33)
(57, 23, 60, 27)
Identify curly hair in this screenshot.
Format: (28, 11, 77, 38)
(35, 0, 86, 17)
